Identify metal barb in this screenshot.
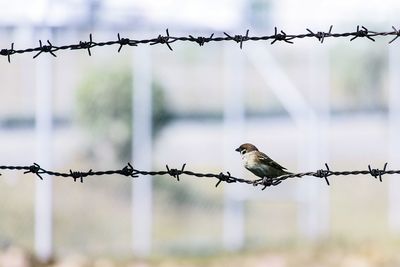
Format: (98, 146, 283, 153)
(70, 170, 83, 183)
(117, 33, 129, 52)
(151, 29, 174, 51)
(271, 27, 294, 45)
(215, 174, 223, 187)
(215, 172, 226, 187)
(76, 33, 95, 56)
(24, 163, 43, 180)
(350, 25, 375, 42)
(224, 30, 250, 49)
(121, 162, 138, 177)
(33, 40, 57, 59)
(0, 43, 14, 63)
(189, 33, 214, 46)
(306, 25, 333, 43)
(368, 163, 387, 182)
(389, 26, 400, 44)
(314, 163, 331, 185)
(166, 164, 182, 180)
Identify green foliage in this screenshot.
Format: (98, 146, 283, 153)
(76, 65, 169, 161)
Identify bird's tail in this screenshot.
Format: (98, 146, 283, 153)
(270, 169, 292, 179)
(282, 170, 292, 175)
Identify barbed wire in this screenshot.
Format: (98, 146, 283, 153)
(0, 162, 397, 190)
(1, 25, 400, 62)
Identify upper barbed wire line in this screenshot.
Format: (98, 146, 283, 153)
(0, 162, 399, 190)
(1, 25, 400, 62)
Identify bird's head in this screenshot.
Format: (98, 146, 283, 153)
(235, 143, 259, 155)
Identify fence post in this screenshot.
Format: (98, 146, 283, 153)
(34, 27, 54, 262)
(388, 45, 400, 233)
(222, 44, 245, 251)
(297, 46, 330, 239)
(131, 45, 153, 256)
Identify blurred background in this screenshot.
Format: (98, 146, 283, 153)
(1, 0, 400, 266)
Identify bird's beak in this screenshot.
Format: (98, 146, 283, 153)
(235, 147, 240, 152)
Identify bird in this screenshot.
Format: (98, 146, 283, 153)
(235, 143, 291, 185)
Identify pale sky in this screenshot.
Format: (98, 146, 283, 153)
(1, 0, 400, 29)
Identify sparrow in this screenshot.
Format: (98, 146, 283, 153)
(235, 143, 291, 186)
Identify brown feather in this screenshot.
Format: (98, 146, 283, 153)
(257, 151, 287, 171)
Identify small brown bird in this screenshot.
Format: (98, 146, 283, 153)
(235, 143, 291, 184)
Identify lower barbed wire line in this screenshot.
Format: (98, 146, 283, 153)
(0, 162, 399, 188)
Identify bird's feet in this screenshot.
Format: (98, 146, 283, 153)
(261, 177, 282, 187)
(253, 177, 282, 188)
(262, 177, 274, 187)
(253, 178, 263, 186)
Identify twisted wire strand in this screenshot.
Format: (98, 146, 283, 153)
(1, 26, 400, 62)
(0, 162, 396, 190)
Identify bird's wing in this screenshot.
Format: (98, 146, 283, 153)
(258, 152, 287, 170)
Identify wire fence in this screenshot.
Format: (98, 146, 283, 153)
(1, 25, 399, 188)
(1, 25, 400, 62)
(0, 162, 397, 190)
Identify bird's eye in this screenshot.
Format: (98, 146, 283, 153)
(240, 150, 246, 155)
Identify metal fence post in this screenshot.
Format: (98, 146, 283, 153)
(132, 45, 153, 256)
